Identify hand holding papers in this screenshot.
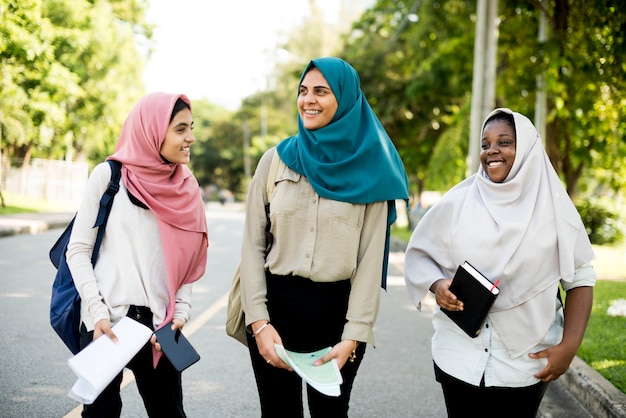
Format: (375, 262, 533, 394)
(274, 344, 343, 397)
(67, 317, 152, 404)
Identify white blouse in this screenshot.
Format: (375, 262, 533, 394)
(66, 162, 192, 331)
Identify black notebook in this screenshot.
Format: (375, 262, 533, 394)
(154, 322, 200, 372)
(441, 261, 500, 338)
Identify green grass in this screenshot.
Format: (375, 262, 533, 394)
(392, 226, 626, 394)
(391, 224, 413, 244)
(0, 204, 38, 215)
(0, 192, 74, 214)
(578, 280, 626, 393)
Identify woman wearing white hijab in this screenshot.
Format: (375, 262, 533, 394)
(404, 108, 595, 417)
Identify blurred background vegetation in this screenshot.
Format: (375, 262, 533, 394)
(1, 0, 625, 244)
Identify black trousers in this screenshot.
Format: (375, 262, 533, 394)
(79, 306, 185, 418)
(247, 272, 367, 418)
(434, 362, 550, 418)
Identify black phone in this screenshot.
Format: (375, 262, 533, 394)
(154, 322, 200, 372)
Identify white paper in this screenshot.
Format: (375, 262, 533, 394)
(274, 344, 342, 397)
(67, 316, 153, 404)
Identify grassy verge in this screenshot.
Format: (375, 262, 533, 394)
(578, 280, 626, 393)
(392, 225, 626, 394)
(0, 192, 76, 215)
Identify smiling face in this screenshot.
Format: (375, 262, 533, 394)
(297, 67, 338, 131)
(160, 107, 194, 164)
(480, 118, 516, 183)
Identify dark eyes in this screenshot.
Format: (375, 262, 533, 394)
(299, 87, 331, 96)
(176, 125, 193, 134)
(481, 139, 513, 150)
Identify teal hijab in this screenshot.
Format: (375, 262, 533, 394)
(276, 57, 409, 288)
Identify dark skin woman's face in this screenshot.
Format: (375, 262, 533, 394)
(480, 120, 516, 183)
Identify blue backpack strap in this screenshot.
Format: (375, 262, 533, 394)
(91, 160, 121, 264)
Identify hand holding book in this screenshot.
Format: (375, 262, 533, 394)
(440, 261, 500, 338)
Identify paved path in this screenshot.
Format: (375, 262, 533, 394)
(1, 207, 625, 417)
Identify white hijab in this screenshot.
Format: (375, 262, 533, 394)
(404, 108, 595, 358)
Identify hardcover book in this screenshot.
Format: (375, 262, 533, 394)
(441, 261, 500, 338)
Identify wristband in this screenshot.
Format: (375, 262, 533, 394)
(252, 322, 270, 338)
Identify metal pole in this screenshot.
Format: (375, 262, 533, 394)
(535, 1, 548, 145)
(468, 0, 487, 176)
(468, 0, 499, 176)
(242, 117, 251, 180)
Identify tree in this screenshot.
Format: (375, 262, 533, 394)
(0, 0, 152, 167)
(0, 0, 63, 165)
(339, 0, 626, 203)
(342, 0, 476, 202)
(498, 0, 626, 198)
(191, 0, 352, 197)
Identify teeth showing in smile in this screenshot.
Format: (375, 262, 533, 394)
(181, 147, 190, 152)
(305, 110, 321, 115)
(488, 161, 504, 167)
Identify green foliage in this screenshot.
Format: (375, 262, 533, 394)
(577, 280, 626, 393)
(187, 87, 293, 196)
(0, 0, 151, 167)
(343, 0, 476, 199)
(497, 1, 626, 198)
(391, 224, 413, 244)
(3, 0, 626, 213)
(576, 199, 624, 245)
(336, 0, 626, 205)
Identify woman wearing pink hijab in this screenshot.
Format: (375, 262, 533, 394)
(66, 92, 208, 417)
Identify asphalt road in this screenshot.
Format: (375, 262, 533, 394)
(0, 204, 594, 417)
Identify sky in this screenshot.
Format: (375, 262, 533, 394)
(142, 1, 343, 110)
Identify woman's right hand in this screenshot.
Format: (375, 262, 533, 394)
(93, 318, 118, 343)
(251, 320, 291, 370)
(430, 278, 464, 311)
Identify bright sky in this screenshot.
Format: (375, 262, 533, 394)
(143, 1, 342, 110)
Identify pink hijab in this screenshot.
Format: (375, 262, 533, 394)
(108, 92, 208, 366)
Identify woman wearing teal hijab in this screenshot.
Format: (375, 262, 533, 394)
(238, 57, 409, 416)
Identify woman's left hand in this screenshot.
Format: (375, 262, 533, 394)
(150, 318, 185, 352)
(314, 340, 357, 370)
(529, 343, 577, 382)
(531, 286, 593, 382)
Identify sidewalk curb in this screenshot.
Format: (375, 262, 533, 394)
(0, 214, 73, 237)
(563, 356, 626, 418)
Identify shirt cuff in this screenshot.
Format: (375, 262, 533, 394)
(561, 263, 597, 291)
(342, 320, 375, 347)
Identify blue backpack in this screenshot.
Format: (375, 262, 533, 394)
(49, 160, 121, 354)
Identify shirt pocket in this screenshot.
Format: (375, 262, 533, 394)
(325, 199, 364, 229)
(318, 200, 364, 261)
(269, 169, 302, 215)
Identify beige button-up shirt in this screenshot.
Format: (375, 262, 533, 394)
(240, 148, 388, 346)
